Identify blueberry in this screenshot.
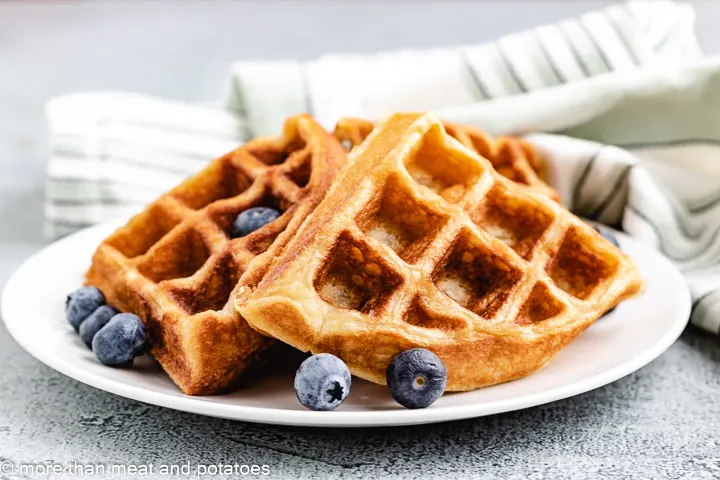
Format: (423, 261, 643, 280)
(294, 353, 351, 411)
(593, 226, 620, 248)
(387, 348, 447, 409)
(78, 305, 119, 349)
(66, 286, 105, 332)
(92, 313, 146, 367)
(231, 207, 281, 238)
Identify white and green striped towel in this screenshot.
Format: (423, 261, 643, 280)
(46, 1, 720, 333)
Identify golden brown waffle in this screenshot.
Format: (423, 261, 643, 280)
(240, 113, 643, 391)
(86, 115, 346, 395)
(333, 117, 559, 201)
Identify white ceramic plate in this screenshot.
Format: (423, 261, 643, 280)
(2, 219, 690, 427)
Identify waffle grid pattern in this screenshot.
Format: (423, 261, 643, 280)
(106, 143, 307, 315)
(320, 122, 612, 331)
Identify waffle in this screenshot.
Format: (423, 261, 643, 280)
(240, 113, 643, 391)
(86, 114, 346, 395)
(333, 117, 559, 201)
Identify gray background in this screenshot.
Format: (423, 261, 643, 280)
(2, 1, 720, 478)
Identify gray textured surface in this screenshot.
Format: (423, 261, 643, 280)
(2, 1, 720, 478)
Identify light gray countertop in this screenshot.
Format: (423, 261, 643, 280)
(3, 2, 720, 478)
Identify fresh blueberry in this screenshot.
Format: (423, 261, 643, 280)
(294, 353, 351, 411)
(66, 286, 105, 332)
(92, 313, 146, 367)
(231, 207, 281, 238)
(78, 305, 119, 349)
(387, 348, 447, 409)
(593, 226, 620, 248)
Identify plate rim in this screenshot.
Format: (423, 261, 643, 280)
(1, 219, 691, 427)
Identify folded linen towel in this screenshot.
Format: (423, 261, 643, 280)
(46, 1, 720, 333)
(224, 1, 700, 135)
(46, 0, 698, 237)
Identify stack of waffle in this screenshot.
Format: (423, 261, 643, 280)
(87, 112, 642, 395)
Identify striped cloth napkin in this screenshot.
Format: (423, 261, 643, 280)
(46, 1, 720, 333)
